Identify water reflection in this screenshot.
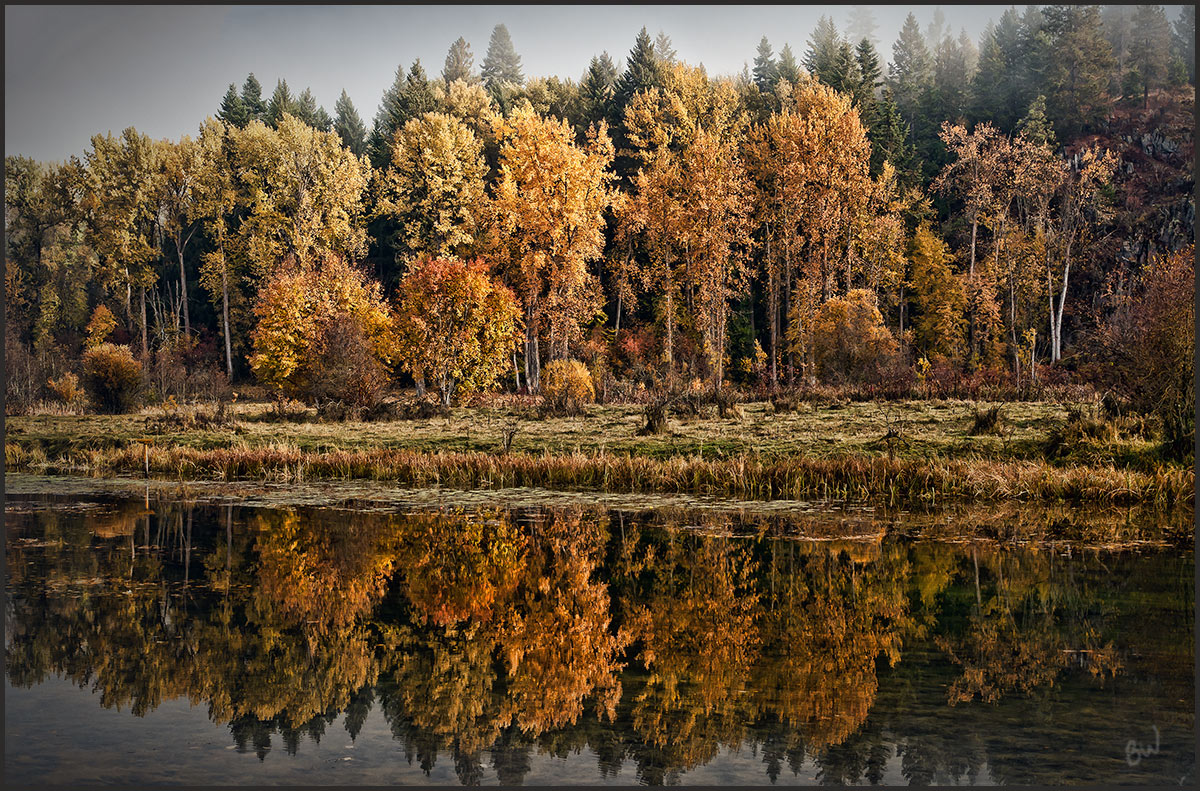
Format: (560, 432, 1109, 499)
(5, 495, 1195, 785)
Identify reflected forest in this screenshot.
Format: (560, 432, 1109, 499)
(7, 497, 1193, 785)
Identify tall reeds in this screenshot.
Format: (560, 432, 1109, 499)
(7, 440, 1192, 508)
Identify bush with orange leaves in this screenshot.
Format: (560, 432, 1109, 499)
(809, 289, 901, 385)
(249, 254, 395, 405)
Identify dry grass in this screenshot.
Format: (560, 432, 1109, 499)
(5, 398, 1190, 507)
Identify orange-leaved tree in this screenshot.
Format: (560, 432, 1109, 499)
(249, 253, 394, 402)
(491, 105, 615, 392)
(393, 257, 520, 406)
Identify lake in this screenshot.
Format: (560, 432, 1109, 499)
(4, 476, 1194, 785)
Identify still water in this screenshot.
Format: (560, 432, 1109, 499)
(4, 480, 1194, 785)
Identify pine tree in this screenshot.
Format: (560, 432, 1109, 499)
(844, 6, 878, 48)
(218, 83, 249, 128)
(1041, 5, 1114, 138)
(924, 8, 948, 52)
(334, 90, 367, 156)
(970, 9, 1027, 131)
(368, 65, 408, 168)
(400, 60, 438, 120)
(241, 73, 266, 122)
(654, 30, 677, 65)
(804, 15, 841, 79)
(615, 27, 662, 109)
(1128, 4, 1172, 108)
(481, 23, 524, 96)
(1015, 94, 1056, 149)
(1172, 6, 1195, 83)
(579, 52, 618, 130)
(753, 37, 778, 92)
(887, 13, 932, 148)
(443, 37, 476, 84)
(777, 43, 801, 86)
(265, 79, 297, 128)
(868, 89, 916, 182)
(295, 88, 327, 129)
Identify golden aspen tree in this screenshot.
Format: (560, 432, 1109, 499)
(376, 112, 489, 263)
(491, 106, 615, 392)
(675, 128, 752, 387)
(393, 257, 520, 406)
(81, 127, 161, 358)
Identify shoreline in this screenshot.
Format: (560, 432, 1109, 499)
(6, 439, 1192, 509)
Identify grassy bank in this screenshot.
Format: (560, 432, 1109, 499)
(5, 399, 1192, 507)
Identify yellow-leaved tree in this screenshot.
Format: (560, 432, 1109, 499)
(249, 253, 394, 403)
(491, 105, 615, 392)
(393, 257, 520, 406)
(376, 112, 489, 264)
(907, 223, 968, 364)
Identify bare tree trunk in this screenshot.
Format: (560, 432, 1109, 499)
(221, 266, 233, 378)
(140, 288, 148, 358)
(178, 246, 191, 336)
(1052, 241, 1073, 362)
(664, 289, 674, 366)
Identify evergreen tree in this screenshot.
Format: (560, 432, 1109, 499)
(334, 90, 367, 156)
(579, 51, 618, 130)
(400, 60, 438, 121)
(1172, 6, 1195, 83)
(368, 65, 408, 168)
(443, 37, 476, 84)
(970, 9, 1028, 131)
(218, 83, 249, 128)
(615, 26, 662, 109)
(804, 15, 841, 79)
(753, 36, 778, 92)
(1128, 4, 1172, 108)
(265, 79, 298, 128)
(1102, 5, 1133, 94)
(295, 88, 329, 130)
(931, 30, 974, 122)
(844, 6, 878, 48)
(481, 23, 524, 96)
(654, 30, 677, 65)
(1041, 5, 1114, 138)
(824, 40, 862, 97)
(924, 8, 948, 52)
(887, 13, 932, 147)
(1014, 94, 1057, 149)
(868, 89, 916, 182)
(777, 43, 802, 86)
(241, 73, 266, 122)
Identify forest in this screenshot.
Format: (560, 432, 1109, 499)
(5, 6, 1196, 463)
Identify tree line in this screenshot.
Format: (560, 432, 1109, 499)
(5, 8, 1195, 422)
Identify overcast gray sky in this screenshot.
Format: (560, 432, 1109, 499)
(4, 5, 1182, 162)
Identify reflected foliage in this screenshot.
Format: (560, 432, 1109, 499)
(5, 496, 1194, 784)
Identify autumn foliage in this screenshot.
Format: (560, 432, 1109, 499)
(81, 342, 143, 413)
(393, 257, 520, 406)
(249, 253, 394, 402)
(809, 289, 900, 385)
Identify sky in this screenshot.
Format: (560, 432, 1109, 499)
(4, 5, 1186, 162)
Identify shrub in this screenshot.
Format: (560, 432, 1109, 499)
(310, 311, 390, 419)
(249, 253, 395, 403)
(82, 343, 143, 413)
(540, 359, 595, 416)
(810, 289, 900, 385)
(46, 372, 84, 409)
(968, 404, 1004, 436)
(1092, 245, 1194, 460)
